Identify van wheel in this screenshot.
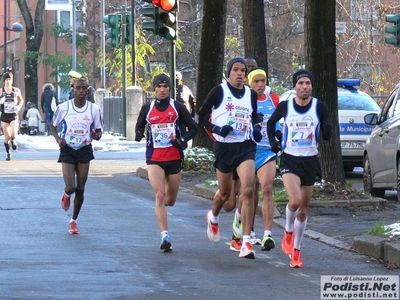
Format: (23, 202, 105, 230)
(363, 155, 385, 198)
(343, 166, 354, 172)
(397, 159, 400, 201)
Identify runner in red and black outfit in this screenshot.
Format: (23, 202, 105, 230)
(135, 74, 197, 252)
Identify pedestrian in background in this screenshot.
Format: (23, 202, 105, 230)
(26, 103, 43, 135)
(82, 75, 96, 103)
(197, 57, 261, 259)
(266, 70, 332, 268)
(0, 72, 24, 161)
(41, 83, 58, 135)
(135, 74, 197, 252)
(51, 78, 103, 235)
(175, 71, 195, 117)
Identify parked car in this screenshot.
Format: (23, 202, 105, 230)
(280, 79, 381, 172)
(363, 82, 400, 199)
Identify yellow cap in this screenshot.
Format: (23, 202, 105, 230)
(68, 70, 82, 79)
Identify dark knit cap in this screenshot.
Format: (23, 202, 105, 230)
(292, 69, 313, 87)
(3, 73, 12, 81)
(152, 74, 171, 90)
(226, 57, 248, 78)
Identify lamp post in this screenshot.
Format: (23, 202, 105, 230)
(3, 0, 24, 72)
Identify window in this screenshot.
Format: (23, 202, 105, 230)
(58, 0, 85, 30)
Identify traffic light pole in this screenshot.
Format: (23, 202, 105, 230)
(122, 6, 127, 137)
(170, 41, 176, 99)
(131, 0, 136, 85)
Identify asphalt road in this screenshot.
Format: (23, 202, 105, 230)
(0, 146, 397, 300)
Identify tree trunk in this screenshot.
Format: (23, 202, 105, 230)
(17, 0, 45, 107)
(305, 0, 345, 183)
(242, 0, 268, 76)
(192, 0, 228, 149)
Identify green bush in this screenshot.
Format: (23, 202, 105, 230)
(183, 147, 215, 174)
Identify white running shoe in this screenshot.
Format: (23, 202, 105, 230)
(250, 231, 261, 245)
(206, 210, 220, 243)
(239, 241, 255, 259)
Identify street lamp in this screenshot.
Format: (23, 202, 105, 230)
(3, 0, 24, 72)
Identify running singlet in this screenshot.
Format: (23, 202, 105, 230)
(53, 100, 103, 150)
(146, 100, 181, 161)
(2, 87, 18, 114)
(282, 97, 320, 157)
(211, 83, 253, 143)
(256, 94, 279, 149)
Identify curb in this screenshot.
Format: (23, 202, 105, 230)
(136, 166, 399, 268)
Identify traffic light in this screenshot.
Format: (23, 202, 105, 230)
(385, 14, 400, 47)
(141, 0, 178, 41)
(103, 14, 122, 48)
(125, 14, 133, 44)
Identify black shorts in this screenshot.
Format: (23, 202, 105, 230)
(58, 144, 94, 164)
(279, 152, 321, 186)
(1, 113, 17, 124)
(147, 159, 183, 175)
(213, 140, 256, 173)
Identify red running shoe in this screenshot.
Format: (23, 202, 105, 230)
(281, 230, 294, 255)
(290, 249, 303, 268)
(60, 192, 70, 211)
(69, 221, 80, 234)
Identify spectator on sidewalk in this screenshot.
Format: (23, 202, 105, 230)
(41, 83, 58, 135)
(26, 103, 43, 135)
(175, 71, 195, 117)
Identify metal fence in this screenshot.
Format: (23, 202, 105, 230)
(103, 94, 124, 135)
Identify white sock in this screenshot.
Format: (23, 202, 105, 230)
(209, 211, 219, 224)
(242, 235, 251, 244)
(285, 205, 298, 232)
(161, 230, 169, 238)
(264, 230, 272, 237)
(294, 217, 307, 250)
(69, 219, 76, 224)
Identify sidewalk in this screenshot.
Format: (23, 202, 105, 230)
(137, 166, 400, 269)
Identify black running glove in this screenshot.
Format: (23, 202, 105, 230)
(213, 125, 233, 137)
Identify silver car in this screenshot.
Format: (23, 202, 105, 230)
(363, 83, 400, 200)
(280, 79, 380, 172)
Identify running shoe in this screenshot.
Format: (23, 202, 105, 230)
(239, 242, 255, 259)
(281, 229, 294, 255)
(230, 236, 242, 252)
(261, 235, 276, 251)
(11, 139, 17, 150)
(69, 221, 80, 234)
(160, 235, 173, 252)
(6, 153, 11, 161)
(290, 249, 303, 268)
(250, 231, 261, 245)
(232, 213, 243, 239)
(60, 192, 71, 211)
(206, 210, 220, 243)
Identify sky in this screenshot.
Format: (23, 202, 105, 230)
(4, 133, 400, 238)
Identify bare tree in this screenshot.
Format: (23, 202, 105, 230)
(305, 0, 345, 183)
(242, 0, 268, 74)
(192, 0, 228, 149)
(16, 0, 45, 106)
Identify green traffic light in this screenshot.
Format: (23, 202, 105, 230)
(103, 14, 121, 48)
(385, 14, 400, 47)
